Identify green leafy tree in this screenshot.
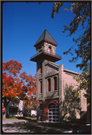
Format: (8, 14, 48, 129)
(51, 2, 91, 122)
(74, 66, 90, 121)
(61, 85, 81, 121)
(52, 2, 90, 71)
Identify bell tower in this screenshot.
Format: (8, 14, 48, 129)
(31, 29, 61, 62)
(30, 29, 62, 122)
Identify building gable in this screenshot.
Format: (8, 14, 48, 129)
(45, 61, 59, 77)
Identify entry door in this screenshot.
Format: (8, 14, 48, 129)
(48, 104, 58, 122)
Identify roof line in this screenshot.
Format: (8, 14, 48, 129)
(44, 29, 46, 39)
(34, 29, 58, 47)
(63, 69, 80, 75)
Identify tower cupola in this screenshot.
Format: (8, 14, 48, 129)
(30, 29, 62, 62)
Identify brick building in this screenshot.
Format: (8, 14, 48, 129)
(30, 29, 87, 123)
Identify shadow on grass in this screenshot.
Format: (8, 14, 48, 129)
(2, 116, 86, 133)
(20, 123, 64, 133)
(39, 119, 86, 130)
(15, 117, 86, 131)
(2, 119, 86, 133)
(2, 122, 64, 133)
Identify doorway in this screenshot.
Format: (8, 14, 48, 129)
(48, 103, 58, 122)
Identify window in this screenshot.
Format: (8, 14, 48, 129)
(47, 79, 51, 92)
(53, 77, 57, 90)
(48, 46, 51, 53)
(40, 62, 42, 73)
(40, 81, 42, 93)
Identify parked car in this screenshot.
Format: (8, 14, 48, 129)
(63, 123, 91, 134)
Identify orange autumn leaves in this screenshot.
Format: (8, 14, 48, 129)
(19, 72, 36, 95)
(2, 60, 37, 109)
(3, 60, 22, 76)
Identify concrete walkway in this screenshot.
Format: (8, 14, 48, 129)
(3, 119, 28, 124)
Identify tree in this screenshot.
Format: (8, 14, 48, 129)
(2, 60, 37, 110)
(20, 72, 37, 109)
(74, 67, 90, 121)
(52, 2, 90, 71)
(61, 85, 81, 121)
(51, 2, 91, 122)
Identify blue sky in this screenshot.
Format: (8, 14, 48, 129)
(2, 2, 84, 76)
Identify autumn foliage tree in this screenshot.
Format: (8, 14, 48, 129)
(2, 60, 37, 110)
(19, 72, 37, 109)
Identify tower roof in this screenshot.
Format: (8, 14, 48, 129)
(34, 29, 58, 47)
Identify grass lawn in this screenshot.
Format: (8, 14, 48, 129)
(21, 126, 64, 133)
(3, 117, 18, 120)
(12, 120, 85, 133)
(16, 120, 85, 133)
(24, 116, 37, 120)
(39, 121, 85, 131)
(3, 116, 37, 120)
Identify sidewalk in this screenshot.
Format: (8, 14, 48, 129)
(2, 119, 28, 124)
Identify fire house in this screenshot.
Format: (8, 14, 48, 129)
(30, 29, 87, 123)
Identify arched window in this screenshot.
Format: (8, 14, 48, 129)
(53, 77, 57, 91)
(47, 78, 51, 92)
(48, 46, 51, 54)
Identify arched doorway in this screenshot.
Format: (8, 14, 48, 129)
(48, 103, 59, 122)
